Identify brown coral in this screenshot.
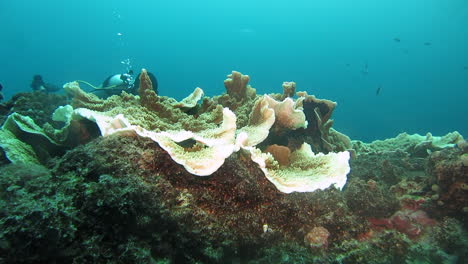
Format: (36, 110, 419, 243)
(138, 68, 158, 108)
(293, 91, 352, 153)
(282, 81, 296, 99)
(224, 71, 256, 100)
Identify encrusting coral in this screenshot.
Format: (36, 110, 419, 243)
(353, 132, 464, 157)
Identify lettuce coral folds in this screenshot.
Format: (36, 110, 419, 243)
(0, 69, 352, 193)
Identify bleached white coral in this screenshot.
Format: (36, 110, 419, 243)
(249, 143, 350, 193)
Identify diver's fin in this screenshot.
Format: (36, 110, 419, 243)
(75, 80, 120, 92)
(75, 80, 100, 90)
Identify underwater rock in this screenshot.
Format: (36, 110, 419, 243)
(0, 163, 77, 262)
(348, 132, 465, 187)
(44, 134, 362, 263)
(426, 146, 468, 224)
(368, 208, 437, 239)
(349, 146, 427, 186)
(344, 178, 399, 218)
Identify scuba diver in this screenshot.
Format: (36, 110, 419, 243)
(30, 75, 61, 93)
(76, 70, 158, 98)
(0, 83, 4, 101)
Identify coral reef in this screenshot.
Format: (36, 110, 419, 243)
(0, 70, 466, 263)
(52, 70, 352, 191)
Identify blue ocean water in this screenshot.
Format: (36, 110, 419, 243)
(1, 0, 467, 142)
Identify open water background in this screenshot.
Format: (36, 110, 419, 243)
(1, 0, 467, 141)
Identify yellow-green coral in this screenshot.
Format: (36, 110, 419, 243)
(64, 81, 223, 133)
(59, 70, 352, 192)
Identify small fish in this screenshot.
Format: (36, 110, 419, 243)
(424, 42, 431, 46)
(463, 66, 468, 70)
(376, 86, 381, 96)
(394, 37, 401, 42)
